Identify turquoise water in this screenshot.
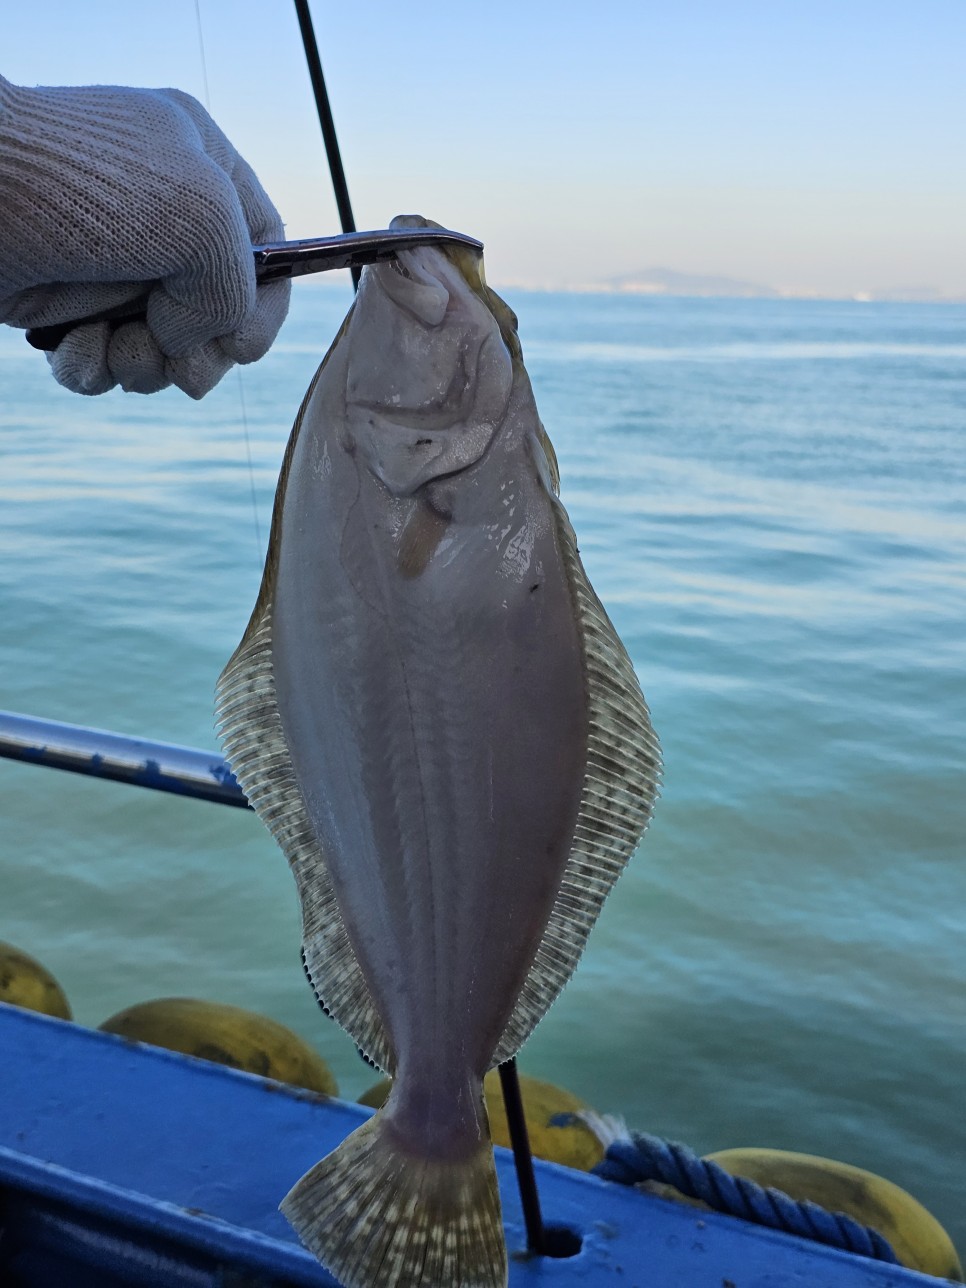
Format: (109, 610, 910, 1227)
(2, 288, 964, 1251)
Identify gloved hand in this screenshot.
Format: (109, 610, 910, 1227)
(0, 75, 290, 398)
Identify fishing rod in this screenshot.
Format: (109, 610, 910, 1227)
(292, 0, 360, 292)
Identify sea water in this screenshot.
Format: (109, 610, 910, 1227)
(1, 287, 963, 1249)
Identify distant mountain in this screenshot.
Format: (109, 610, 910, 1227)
(499, 267, 966, 301)
(603, 267, 779, 298)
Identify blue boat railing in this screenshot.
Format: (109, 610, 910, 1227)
(0, 709, 248, 808)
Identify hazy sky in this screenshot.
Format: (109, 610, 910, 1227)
(4, 1, 965, 295)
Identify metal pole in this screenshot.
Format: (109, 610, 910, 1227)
(498, 1058, 547, 1255)
(292, 0, 361, 291)
(0, 710, 248, 809)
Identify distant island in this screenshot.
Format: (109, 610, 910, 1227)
(590, 268, 965, 303)
(307, 263, 965, 303)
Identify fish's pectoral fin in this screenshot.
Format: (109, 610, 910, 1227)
(396, 496, 451, 578)
(283, 1106, 506, 1288)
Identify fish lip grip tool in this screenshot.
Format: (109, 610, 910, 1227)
(252, 227, 483, 281)
(24, 227, 484, 351)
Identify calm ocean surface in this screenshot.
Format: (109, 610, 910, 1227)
(1, 288, 964, 1248)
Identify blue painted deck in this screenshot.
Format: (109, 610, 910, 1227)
(0, 1003, 947, 1286)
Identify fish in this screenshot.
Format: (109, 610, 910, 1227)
(215, 214, 661, 1288)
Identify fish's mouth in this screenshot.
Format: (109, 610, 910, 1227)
(351, 274, 499, 432)
(346, 238, 510, 431)
(341, 220, 514, 497)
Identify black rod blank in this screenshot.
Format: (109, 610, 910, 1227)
(498, 1058, 547, 1255)
(292, 0, 361, 291)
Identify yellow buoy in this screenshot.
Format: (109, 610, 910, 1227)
(705, 1147, 963, 1282)
(0, 941, 72, 1020)
(98, 998, 338, 1096)
(359, 1069, 604, 1171)
(356, 1076, 392, 1109)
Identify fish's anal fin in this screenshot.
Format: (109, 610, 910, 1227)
(492, 497, 662, 1065)
(283, 1112, 507, 1288)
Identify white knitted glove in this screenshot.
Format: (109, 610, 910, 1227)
(0, 75, 290, 398)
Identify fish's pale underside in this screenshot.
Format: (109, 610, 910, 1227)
(216, 215, 661, 1288)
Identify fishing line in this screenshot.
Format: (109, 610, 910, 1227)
(192, 0, 211, 110)
(193, 0, 263, 563)
(235, 370, 263, 555)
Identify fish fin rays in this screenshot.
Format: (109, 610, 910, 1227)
(215, 597, 395, 1075)
(282, 1110, 506, 1288)
(492, 502, 662, 1065)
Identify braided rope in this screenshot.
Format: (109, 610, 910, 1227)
(591, 1132, 899, 1265)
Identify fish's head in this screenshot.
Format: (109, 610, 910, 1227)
(341, 215, 518, 496)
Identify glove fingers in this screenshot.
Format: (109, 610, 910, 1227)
(50, 308, 277, 400)
(219, 279, 291, 365)
(108, 322, 171, 394)
(166, 339, 234, 400)
(47, 322, 116, 396)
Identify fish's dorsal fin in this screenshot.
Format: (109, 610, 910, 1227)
(215, 369, 395, 1076)
(492, 495, 661, 1065)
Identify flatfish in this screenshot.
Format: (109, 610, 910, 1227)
(216, 215, 661, 1288)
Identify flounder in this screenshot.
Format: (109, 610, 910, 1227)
(216, 215, 661, 1288)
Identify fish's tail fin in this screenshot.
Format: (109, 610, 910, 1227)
(282, 1110, 507, 1288)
